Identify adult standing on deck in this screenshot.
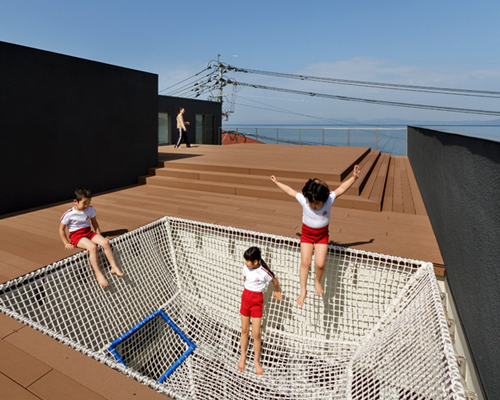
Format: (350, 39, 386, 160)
(175, 107, 192, 148)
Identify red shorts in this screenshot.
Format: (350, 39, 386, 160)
(240, 289, 264, 318)
(69, 227, 97, 246)
(300, 224, 329, 245)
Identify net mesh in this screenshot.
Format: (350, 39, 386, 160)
(0, 217, 465, 400)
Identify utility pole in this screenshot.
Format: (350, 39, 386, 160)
(216, 54, 231, 120)
(204, 54, 231, 120)
(217, 54, 223, 105)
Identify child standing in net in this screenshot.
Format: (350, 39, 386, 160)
(238, 246, 282, 375)
(59, 188, 124, 287)
(270, 165, 360, 307)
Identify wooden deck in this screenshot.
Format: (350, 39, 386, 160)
(0, 144, 443, 400)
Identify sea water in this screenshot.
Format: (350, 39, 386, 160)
(223, 125, 500, 156)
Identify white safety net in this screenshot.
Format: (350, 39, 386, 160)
(0, 217, 465, 400)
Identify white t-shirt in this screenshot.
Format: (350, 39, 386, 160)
(60, 206, 96, 232)
(295, 192, 336, 229)
(243, 265, 273, 292)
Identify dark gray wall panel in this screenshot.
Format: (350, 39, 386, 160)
(408, 126, 500, 400)
(1, 41, 158, 215)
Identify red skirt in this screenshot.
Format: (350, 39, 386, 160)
(300, 223, 329, 245)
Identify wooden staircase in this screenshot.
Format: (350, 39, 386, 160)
(139, 147, 424, 214)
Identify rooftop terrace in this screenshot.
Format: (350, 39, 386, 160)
(0, 144, 443, 399)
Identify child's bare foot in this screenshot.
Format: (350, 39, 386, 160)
(296, 291, 307, 307)
(237, 358, 246, 371)
(96, 273, 109, 287)
(110, 266, 124, 277)
(254, 362, 263, 375)
(315, 281, 324, 295)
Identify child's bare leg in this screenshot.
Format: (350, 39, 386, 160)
(252, 317, 263, 375)
(92, 235, 123, 276)
(297, 243, 313, 306)
(238, 315, 250, 371)
(314, 244, 328, 295)
(77, 238, 108, 287)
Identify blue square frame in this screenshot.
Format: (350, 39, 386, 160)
(108, 309, 196, 383)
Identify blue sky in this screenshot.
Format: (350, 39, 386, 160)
(2, 0, 500, 124)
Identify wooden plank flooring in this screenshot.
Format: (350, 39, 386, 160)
(0, 144, 443, 400)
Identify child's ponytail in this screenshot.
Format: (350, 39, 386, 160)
(259, 258, 275, 278)
(244, 246, 275, 278)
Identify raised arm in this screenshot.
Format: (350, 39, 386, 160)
(334, 165, 361, 198)
(270, 176, 298, 198)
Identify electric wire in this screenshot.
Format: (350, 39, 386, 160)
(158, 57, 214, 90)
(164, 61, 500, 117)
(225, 65, 500, 98)
(159, 68, 210, 93)
(234, 95, 367, 126)
(231, 81, 500, 117)
(166, 73, 213, 95)
(166, 72, 215, 97)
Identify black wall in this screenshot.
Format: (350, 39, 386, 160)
(408, 126, 500, 400)
(0, 41, 158, 215)
(159, 95, 222, 145)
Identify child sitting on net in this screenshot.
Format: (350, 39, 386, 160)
(270, 165, 360, 306)
(238, 246, 282, 375)
(59, 188, 124, 287)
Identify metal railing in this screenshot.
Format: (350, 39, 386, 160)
(221, 126, 408, 155)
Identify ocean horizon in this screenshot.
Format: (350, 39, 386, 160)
(222, 124, 500, 155)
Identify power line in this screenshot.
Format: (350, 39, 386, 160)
(163, 59, 500, 119)
(164, 71, 215, 97)
(225, 65, 500, 98)
(158, 58, 214, 88)
(234, 95, 372, 127)
(159, 68, 210, 94)
(230, 81, 500, 117)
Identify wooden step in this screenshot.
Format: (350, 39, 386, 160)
(150, 167, 308, 189)
(382, 156, 396, 212)
(139, 175, 382, 212)
(153, 149, 383, 197)
(157, 146, 372, 183)
(359, 153, 391, 212)
(141, 149, 391, 213)
(348, 150, 381, 195)
(382, 156, 422, 215)
(140, 175, 291, 200)
(368, 154, 391, 206)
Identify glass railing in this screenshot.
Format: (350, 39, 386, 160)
(221, 126, 408, 156)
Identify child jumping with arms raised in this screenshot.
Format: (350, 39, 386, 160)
(238, 246, 282, 375)
(59, 188, 124, 287)
(270, 165, 360, 307)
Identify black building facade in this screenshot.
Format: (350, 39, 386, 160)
(158, 95, 222, 146)
(0, 42, 222, 216)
